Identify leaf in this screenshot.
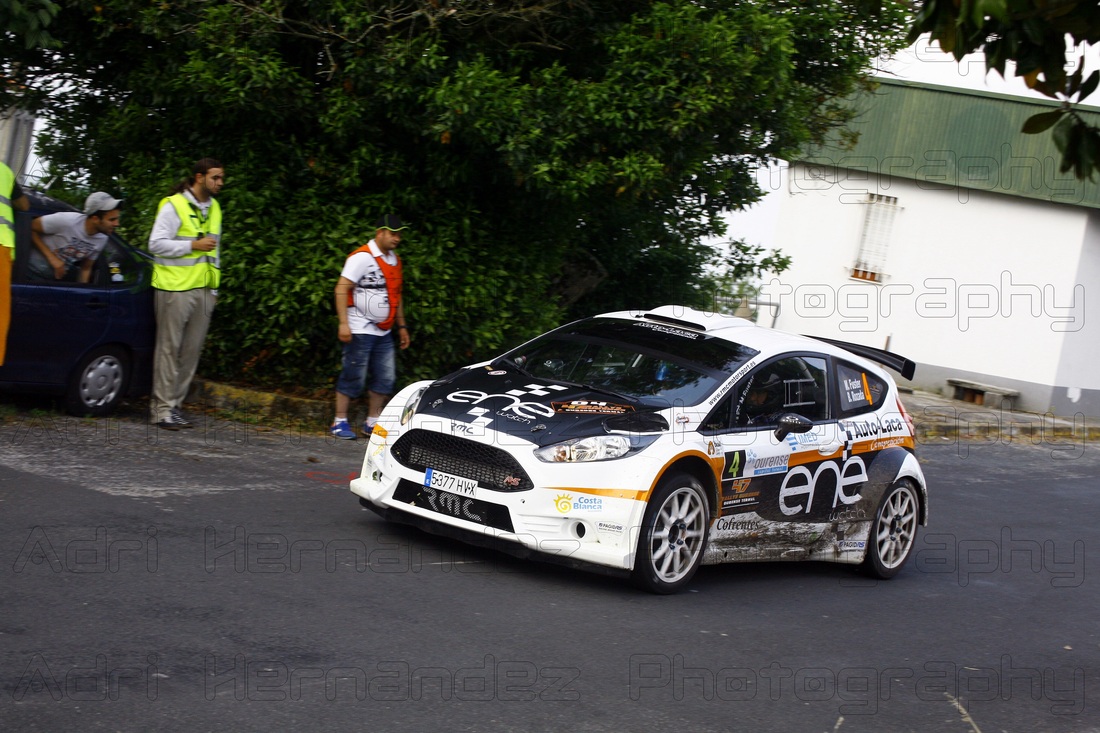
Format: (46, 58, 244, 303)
(1020, 109, 1064, 135)
(1079, 70, 1099, 103)
(1052, 115, 1075, 153)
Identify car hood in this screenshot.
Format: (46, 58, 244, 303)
(415, 365, 671, 446)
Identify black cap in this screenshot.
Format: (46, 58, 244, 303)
(375, 214, 407, 231)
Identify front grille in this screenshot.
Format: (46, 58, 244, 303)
(391, 429, 534, 492)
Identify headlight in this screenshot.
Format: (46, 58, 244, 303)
(534, 434, 659, 463)
(400, 386, 429, 425)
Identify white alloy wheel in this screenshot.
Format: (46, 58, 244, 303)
(632, 473, 709, 594)
(864, 480, 920, 579)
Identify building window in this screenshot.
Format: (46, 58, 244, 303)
(851, 193, 897, 282)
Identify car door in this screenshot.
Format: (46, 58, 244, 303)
(702, 354, 840, 552)
(0, 210, 111, 387)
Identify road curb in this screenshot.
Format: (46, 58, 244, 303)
(190, 378, 332, 427)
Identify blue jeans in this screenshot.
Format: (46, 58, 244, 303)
(335, 332, 396, 398)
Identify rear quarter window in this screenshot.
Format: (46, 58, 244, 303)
(836, 361, 888, 416)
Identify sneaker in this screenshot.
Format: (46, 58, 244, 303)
(361, 420, 377, 437)
(155, 413, 187, 430)
(171, 408, 194, 429)
(331, 419, 356, 440)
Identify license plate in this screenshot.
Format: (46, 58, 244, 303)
(423, 467, 477, 497)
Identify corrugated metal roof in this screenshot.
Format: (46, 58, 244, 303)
(799, 79, 1100, 209)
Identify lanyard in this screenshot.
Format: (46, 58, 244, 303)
(186, 199, 211, 236)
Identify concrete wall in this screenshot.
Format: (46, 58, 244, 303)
(0, 109, 35, 179)
(1049, 209, 1100, 415)
(750, 163, 1095, 413)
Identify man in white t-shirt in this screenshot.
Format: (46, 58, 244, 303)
(29, 192, 122, 283)
(331, 214, 410, 440)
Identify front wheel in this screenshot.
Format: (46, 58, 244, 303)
(632, 472, 710, 594)
(65, 346, 130, 417)
(863, 480, 920, 579)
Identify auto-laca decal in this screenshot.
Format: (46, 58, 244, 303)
(717, 414, 914, 524)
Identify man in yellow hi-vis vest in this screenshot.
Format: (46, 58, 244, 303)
(147, 158, 225, 429)
(1, 162, 30, 366)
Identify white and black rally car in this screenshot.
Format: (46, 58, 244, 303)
(351, 306, 928, 593)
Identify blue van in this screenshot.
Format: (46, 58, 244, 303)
(0, 191, 155, 415)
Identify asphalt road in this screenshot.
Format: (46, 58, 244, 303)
(1, 412, 1098, 732)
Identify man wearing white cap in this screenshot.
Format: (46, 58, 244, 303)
(28, 191, 122, 283)
(330, 214, 410, 439)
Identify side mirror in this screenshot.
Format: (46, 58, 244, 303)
(774, 413, 813, 441)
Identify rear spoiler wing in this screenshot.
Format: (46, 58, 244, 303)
(805, 336, 917, 381)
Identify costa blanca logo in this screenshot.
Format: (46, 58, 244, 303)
(554, 494, 604, 514)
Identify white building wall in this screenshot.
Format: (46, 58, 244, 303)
(757, 163, 1093, 408)
(1050, 210, 1100, 413)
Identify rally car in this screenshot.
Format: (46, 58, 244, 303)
(351, 306, 927, 593)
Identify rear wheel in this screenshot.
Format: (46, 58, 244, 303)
(863, 480, 920, 579)
(632, 472, 709, 594)
(65, 346, 130, 417)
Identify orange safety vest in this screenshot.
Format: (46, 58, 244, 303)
(345, 244, 403, 331)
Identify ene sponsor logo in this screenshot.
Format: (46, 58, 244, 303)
(838, 540, 866, 551)
(447, 389, 556, 421)
(554, 494, 604, 514)
(597, 521, 625, 535)
(780, 455, 866, 517)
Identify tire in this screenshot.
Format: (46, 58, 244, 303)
(632, 472, 710, 594)
(863, 479, 920, 579)
(65, 346, 130, 417)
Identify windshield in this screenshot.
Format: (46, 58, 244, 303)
(502, 318, 759, 407)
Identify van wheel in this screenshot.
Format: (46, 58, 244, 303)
(65, 347, 130, 416)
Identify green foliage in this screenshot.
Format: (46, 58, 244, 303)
(1, 0, 911, 391)
(0, 0, 60, 49)
(910, 0, 1100, 179)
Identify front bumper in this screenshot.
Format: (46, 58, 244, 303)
(350, 422, 655, 573)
